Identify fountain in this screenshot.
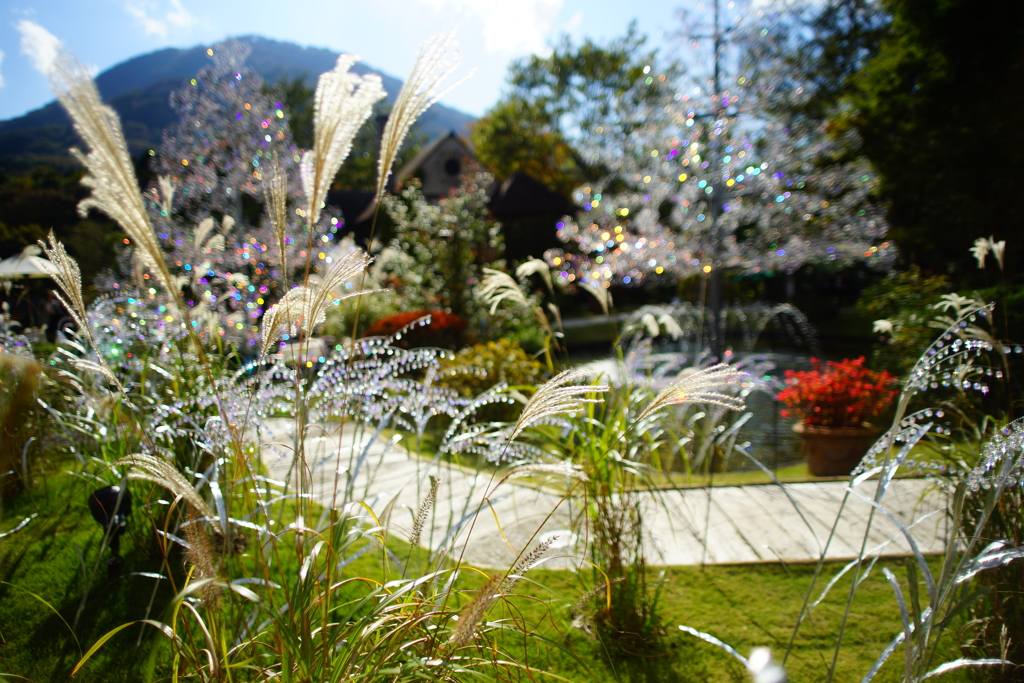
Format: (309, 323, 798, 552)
(619, 301, 819, 360)
(581, 301, 820, 475)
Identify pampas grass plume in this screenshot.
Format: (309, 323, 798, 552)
(515, 258, 553, 294)
(580, 281, 613, 316)
(301, 56, 385, 228)
(39, 231, 90, 345)
(479, 268, 528, 315)
(50, 51, 177, 302)
(258, 249, 375, 359)
(116, 454, 217, 521)
(264, 165, 289, 275)
(638, 363, 746, 422)
(510, 368, 607, 442)
(375, 28, 470, 203)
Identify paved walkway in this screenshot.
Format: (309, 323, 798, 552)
(259, 419, 947, 569)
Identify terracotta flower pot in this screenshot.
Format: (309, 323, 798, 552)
(793, 422, 882, 477)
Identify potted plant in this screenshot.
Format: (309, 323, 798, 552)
(776, 357, 897, 476)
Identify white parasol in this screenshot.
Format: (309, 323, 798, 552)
(0, 245, 58, 279)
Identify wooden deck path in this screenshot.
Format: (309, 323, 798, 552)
(259, 419, 948, 569)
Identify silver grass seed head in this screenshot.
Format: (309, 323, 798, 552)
(258, 286, 313, 361)
(50, 51, 177, 304)
(155, 175, 175, 217)
(182, 510, 220, 603)
(301, 55, 385, 228)
(510, 368, 608, 442)
(479, 268, 528, 315)
(376, 28, 471, 203)
(39, 231, 91, 346)
(971, 237, 991, 269)
(516, 258, 553, 294)
(72, 359, 124, 393)
(989, 236, 1006, 270)
(258, 248, 374, 360)
(580, 281, 613, 316)
(264, 165, 289, 267)
(639, 363, 746, 422)
(115, 454, 217, 521)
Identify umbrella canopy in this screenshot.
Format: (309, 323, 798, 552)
(0, 246, 57, 279)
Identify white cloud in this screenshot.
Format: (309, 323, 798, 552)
(124, 0, 196, 39)
(0, 48, 5, 87)
(16, 19, 62, 75)
(563, 10, 583, 32)
(419, 0, 563, 54)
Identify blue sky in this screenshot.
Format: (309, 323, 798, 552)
(0, 0, 693, 121)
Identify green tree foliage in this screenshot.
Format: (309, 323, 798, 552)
(470, 98, 581, 196)
(471, 24, 674, 196)
(842, 0, 1024, 276)
(272, 76, 315, 149)
(802, 0, 889, 112)
(856, 266, 949, 374)
(760, 0, 890, 123)
(0, 168, 122, 292)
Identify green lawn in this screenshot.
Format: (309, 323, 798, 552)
(0, 466, 969, 682)
(490, 557, 967, 683)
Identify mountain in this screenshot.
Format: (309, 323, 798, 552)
(0, 36, 477, 174)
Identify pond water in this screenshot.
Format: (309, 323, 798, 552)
(729, 351, 809, 473)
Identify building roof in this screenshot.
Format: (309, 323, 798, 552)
(392, 131, 475, 198)
(487, 170, 576, 219)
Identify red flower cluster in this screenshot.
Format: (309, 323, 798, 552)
(776, 357, 897, 428)
(362, 310, 466, 349)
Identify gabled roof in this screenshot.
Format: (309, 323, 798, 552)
(392, 130, 474, 191)
(488, 170, 576, 218)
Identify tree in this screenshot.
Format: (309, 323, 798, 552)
(793, 0, 890, 120)
(542, 3, 892, 291)
(470, 98, 581, 196)
(842, 0, 1024, 275)
(743, 0, 890, 123)
(471, 25, 675, 195)
(141, 40, 337, 348)
(273, 76, 314, 149)
(544, 114, 891, 289)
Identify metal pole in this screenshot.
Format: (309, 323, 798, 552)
(708, 0, 725, 361)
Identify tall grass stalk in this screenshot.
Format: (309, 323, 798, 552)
(675, 304, 1024, 681)
(27, 31, 592, 682)
(524, 362, 746, 653)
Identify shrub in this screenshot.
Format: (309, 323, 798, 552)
(856, 266, 950, 374)
(438, 339, 546, 396)
(362, 310, 467, 349)
(776, 356, 897, 428)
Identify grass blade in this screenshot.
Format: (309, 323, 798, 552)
(70, 620, 174, 676)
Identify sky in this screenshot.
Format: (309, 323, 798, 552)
(0, 0, 694, 121)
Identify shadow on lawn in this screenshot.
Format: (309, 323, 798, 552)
(1, 485, 176, 682)
(602, 634, 719, 683)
